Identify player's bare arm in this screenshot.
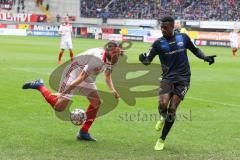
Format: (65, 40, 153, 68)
(62, 71, 89, 95)
(104, 69, 120, 99)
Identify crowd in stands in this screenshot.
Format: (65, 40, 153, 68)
(0, 0, 14, 3)
(0, 0, 14, 10)
(1, 0, 239, 22)
(183, 0, 240, 21)
(0, 0, 49, 13)
(0, 0, 25, 13)
(80, 0, 240, 21)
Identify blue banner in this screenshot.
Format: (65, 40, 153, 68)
(27, 30, 59, 37)
(127, 29, 150, 36)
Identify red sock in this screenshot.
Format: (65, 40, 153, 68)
(38, 86, 58, 107)
(70, 51, 74, 61)
(58, 52, 63, 61)
(81, 104, 100, 133)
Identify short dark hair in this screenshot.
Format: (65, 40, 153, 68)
(106, 41, 121, 49)
(161, 16, 175, 24)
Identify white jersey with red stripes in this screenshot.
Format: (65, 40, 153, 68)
(58, 48, 113, 99)
(59, 23, 72, 41)
(74, 48, 112, 77)
(230, 32, 239, 48)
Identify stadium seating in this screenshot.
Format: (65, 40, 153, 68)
(1, 0, 239, 22)
(0, 0, 80, 22)
(80, 0, 240, 21)
(44, 0, 80, 20)
(0, 0, 43, 14)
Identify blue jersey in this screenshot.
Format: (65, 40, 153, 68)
(147, 33, 204, 82)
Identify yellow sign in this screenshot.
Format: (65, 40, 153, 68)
(19, 24, 29, 29)
(120, 28, 128, 35)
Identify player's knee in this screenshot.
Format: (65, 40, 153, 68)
(54, 103, 67, 112)
(159, 100, 168, 108)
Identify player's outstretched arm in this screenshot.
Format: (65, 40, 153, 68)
(104, 69, 120, 99)
(185, 34, 216, 65)
(62, 71, 89, 95)
(139, 48, 158, 65)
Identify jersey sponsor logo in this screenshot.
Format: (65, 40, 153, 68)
(164, 48, 185, 55)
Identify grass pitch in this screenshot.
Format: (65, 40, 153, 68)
(0, 36, 240, 160)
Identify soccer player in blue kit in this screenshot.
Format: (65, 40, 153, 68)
(139, 16, 216, 150)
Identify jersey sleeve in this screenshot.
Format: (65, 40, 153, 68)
(184, 34, 197, 52)
(82, 62, 99, 75)
(184, 34, 206, 60)
(146, 40, 159, 62)
(152, 39, 161, 52)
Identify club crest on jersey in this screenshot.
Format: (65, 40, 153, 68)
(177, 41, 184, 47)
(94, 67, 102, 72)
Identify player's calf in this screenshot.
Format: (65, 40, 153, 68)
(232, 48, 238, 56)
(22, 79, 58, 109)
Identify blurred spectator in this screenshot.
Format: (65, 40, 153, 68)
(46, 3, 49, 11)
(56, 14, 60, 22)
(21, 0, 24, 11)
(101, 9, 109, 23)
(36, 0, 43, 6)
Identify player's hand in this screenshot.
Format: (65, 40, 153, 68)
(139, 53, 150, 65)
(112, 90, 120, 99)
(139, 53, 147, 62)
(204, 55, 216, 65)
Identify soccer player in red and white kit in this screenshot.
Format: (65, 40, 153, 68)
(230, 29, 239, 56)
(22, 41, 122, 141)
(58, 16, 74, 64)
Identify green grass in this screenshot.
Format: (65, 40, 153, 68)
(0, 36, 240, 160)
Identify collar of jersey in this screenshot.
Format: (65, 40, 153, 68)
(102, 51, 113, 65)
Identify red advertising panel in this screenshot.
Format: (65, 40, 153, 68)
(102, 28, 114, 34)
(0, 24, 7, 28)
(0, 12, 46, 22)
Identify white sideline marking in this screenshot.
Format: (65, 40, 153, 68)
(187, 96, 240, 107)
